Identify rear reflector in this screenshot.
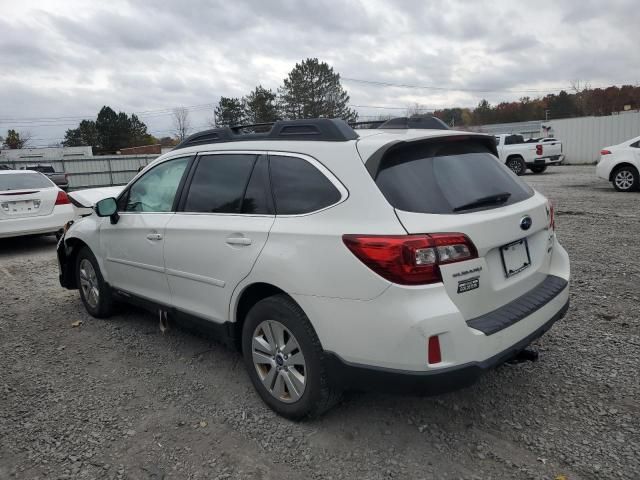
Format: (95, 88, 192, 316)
(342, 233, 477, 285)
(428, 336, 442, 364)
(55, 190, 70, 205)
(600, 149, 612, 155)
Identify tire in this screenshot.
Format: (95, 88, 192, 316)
(506, 156, 526, 176)
(612, 166, 639, 192)
(76, 247, 115, 318)
(242, 294, 341, 419)
(529, 165, 547, 174)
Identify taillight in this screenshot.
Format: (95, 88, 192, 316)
(600, 149, 612, 155)
(536, 144, 543, 156)
(342, 233, 478, 285)
(55, 190, 70, 205)
(548, 202, 555, 230)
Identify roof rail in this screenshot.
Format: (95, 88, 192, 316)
(349, 120, 387, 129)
(173, 118, 358, 150)
(379, 116, 450, 130)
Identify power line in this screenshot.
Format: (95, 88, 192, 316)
(342, 77, 571, 94)
(0, 103, 216, 123)
(342, 77, 639, 94)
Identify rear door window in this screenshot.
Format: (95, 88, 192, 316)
(269, 155, 341, 215)
(184, 154, 257, 213)
(374, 140, 533, 214)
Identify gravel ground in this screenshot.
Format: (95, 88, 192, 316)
(1, 165, 639, 480)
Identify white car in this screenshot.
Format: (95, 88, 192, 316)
(57, 118, 570, 419)
(596, 135, 640, 191)
(495, 134, 564, 175)
(0, 170, 75, 239)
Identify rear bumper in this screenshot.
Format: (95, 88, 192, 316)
(528, 155, 564, 166)
(325, 298, 569, 394)
(0, 205, 74, 239)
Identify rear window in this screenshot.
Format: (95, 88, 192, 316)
(0, 173, 53, 191)
(374, 140, 534, 214)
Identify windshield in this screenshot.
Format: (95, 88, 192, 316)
(374, 140, 534, 214)
(0, 173, 54, 191)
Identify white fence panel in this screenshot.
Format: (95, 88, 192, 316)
(0, 154, 158, 190)
(545, 111, 640, 164)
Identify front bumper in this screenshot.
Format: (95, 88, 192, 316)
(57, 233, 77, 289)
(325, 298, 569, 394)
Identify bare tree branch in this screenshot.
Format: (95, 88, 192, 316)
(172, 107, 191, 141)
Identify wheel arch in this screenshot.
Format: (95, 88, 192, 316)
(232, 282, 295, 351)
(609, 162, 639, 181)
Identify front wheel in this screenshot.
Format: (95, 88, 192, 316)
(612, 166, 639, 192)
(506, 156, 526, 176)
(242, 294, 340, 419)
(529, 165, 547, 174)
(76, 247, 115, 318)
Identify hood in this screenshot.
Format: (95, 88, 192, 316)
(68, 186, 124, 208)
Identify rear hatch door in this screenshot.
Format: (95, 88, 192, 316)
(372, 136, 554, 319)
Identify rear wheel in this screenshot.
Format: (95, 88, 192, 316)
(242, 294, 340, 419)
(529, 165, 547, 174)
(76, 247, 114, 318)
(612, 166, 639, 192)
(506, 156, 526, 176)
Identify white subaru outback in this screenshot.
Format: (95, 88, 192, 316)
(57, 117, 570, 419)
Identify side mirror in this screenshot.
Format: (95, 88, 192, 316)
(95, 197, 119, 224)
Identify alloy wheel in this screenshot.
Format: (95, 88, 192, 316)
(79, 258, 100, 309)
(252, 320, 307, 403)
(508, 159, 524, 175)
(614, 170, 635, 190)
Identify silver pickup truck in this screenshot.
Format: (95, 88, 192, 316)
(22, 164, 69, 190)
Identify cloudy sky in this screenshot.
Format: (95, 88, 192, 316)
(1, 0, 639, 146)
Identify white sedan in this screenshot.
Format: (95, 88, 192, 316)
(596, 135, 640, 191)
(0, 170, 75, 239)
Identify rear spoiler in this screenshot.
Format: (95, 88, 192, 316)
(364, 133, 499, 179)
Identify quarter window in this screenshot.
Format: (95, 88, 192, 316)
(125, 157, 189, 212)
(184, 154, 257, 213)
(270, 155, 341, 215)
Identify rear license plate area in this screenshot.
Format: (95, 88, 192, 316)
(500, 238, 531, 278)
(3, 200, 38, 215)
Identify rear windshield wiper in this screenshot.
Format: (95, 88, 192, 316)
(453, 192, 512, 212)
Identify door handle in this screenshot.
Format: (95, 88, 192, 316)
(226, 237, 252, 246)
(146, 233, 163, 241)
